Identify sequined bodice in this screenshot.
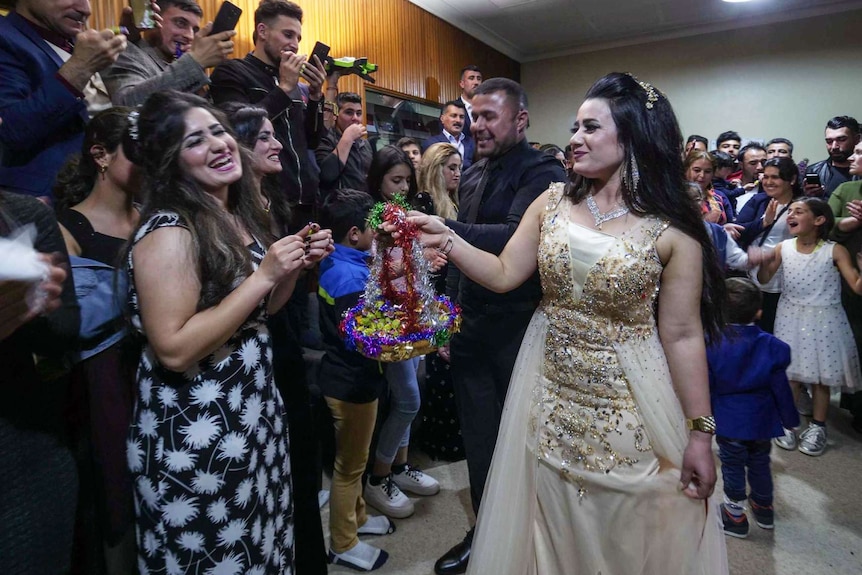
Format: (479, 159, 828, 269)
(531, 183, 669, 489)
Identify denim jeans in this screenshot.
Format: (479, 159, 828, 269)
(717, 436, 773, 506)
(375, 356, 421, 464)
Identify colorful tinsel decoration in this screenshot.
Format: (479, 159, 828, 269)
(340, 195, 461, 362)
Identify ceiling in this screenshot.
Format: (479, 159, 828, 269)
(409, 0, 862, 62)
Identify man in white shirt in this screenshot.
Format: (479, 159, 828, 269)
(422, 100, 475, 169)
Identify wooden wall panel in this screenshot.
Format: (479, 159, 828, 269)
(88, 0, 519, 104)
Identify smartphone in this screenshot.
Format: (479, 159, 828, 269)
(130, 0, 156, 29)
(804, 173, 821, 186)
(211, 1, 243, 35)
(310, 41, 330, 70)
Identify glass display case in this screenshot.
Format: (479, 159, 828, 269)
(364, 87, 443, 152)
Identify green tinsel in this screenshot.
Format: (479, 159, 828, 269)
(366, 193, 411, 230)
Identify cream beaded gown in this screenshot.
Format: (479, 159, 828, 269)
(466, 183, 727, 575)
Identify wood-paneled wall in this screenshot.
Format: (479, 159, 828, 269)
(88, 0, 519, 104)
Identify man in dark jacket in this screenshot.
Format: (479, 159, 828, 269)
(804, 116, 861, 199)
(210, 0, 327, 225)
(434, 78, 566, 575)
(0, 0, 126, 200)
(315, 91, 373, 198)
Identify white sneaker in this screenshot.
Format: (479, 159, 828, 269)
(392, 464, 440, 496)
(773, 427, 797, 450)
(798, 424, 827, 456)
(364, 474, 415, 518)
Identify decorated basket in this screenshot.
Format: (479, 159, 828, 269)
(340, 196, 461, 362)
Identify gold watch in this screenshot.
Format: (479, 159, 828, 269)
(686, 415, 716, 434)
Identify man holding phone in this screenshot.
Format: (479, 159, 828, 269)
(103, 0, 236, 106)
(210, 4, 330, 575)
(805, 116, 861, 199)
(210, 0, 327, 224)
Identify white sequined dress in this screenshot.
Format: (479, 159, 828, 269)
(774, 238, 860, 388)
(467, 184, 728, 575)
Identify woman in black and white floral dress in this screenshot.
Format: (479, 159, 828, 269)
(124, 92, 332, 575)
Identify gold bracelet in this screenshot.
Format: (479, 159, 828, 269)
(685, 415, 716, 434)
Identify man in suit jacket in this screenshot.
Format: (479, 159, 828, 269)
(422, 100, 475, 170)
(456, 64, 482, 138)
(433, 78, 566, 575)
(103, 0, 235, 107)
(0, 0, 126, 199)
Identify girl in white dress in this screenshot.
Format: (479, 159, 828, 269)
(757, 198, 862, 456)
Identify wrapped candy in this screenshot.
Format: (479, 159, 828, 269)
(341, 196, 460, 362)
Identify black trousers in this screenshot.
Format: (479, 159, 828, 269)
(449, 306, 535, 515)
(269, 310, 328, 575)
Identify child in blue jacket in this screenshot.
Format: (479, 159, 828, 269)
(706, 277, 799, 538)
(318, 189, 393, 571)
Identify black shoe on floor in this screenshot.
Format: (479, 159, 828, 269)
(434, 528, 474, 575)
(749, 500, 774, 529)
(720, 504, 750, 539)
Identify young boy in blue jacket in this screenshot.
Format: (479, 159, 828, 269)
(318, 189, 393, 571)
(707, 277, 799, 538)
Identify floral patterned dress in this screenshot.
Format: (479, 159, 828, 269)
(126, 213, 294, 575)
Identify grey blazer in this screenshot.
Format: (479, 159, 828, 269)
(102, 41, 209, 107)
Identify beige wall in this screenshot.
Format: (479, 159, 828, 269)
(522, 10, 862, 164)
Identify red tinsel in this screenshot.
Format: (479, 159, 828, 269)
(378, 203, 422, 334)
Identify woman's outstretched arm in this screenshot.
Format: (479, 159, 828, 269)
(401, 190, 548, 294)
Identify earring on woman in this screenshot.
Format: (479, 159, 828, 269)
(621, 151, 640, 195)
(98, 163, 108, 179)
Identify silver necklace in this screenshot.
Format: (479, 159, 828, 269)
(586, 194, 629, 229)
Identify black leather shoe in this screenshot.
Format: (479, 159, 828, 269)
(434, 528, 474, 575)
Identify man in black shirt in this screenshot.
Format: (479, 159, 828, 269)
(210, 0, 327, 225)
(315, 91, 373, 197)
(805, 116, 861, 199)
(434, 78, 566, 575)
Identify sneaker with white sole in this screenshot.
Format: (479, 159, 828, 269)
(798, 424, 827, 456)
(329, 541, 389, 571)
(364, 474, 415, 518)
(773, 427, 797, 450)
(392, 464, 440, 496)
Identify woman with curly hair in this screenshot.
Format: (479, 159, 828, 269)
(124, 91, 331, 574)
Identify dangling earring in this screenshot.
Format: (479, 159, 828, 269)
(98, 163, 108, 180)
(630, 152, 640, 193)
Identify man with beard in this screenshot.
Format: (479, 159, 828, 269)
(210, 0, 327, 224)
(422, 100, 475, 169)
(104, 0, 236, 107)
(805, 116, 861, 198)
(433, 78, 566, 575)
(457, 64, 482, 137)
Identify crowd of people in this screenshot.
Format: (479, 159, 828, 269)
(1, 1, 861, 575)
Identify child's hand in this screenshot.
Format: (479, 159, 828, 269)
(424, 247, 447, 272)
(724, 223, 744, 240)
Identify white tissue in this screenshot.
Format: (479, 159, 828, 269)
(0, 224, 49, 282)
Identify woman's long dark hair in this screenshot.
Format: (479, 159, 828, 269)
(566, 72, 725, 338)
(366, 145, 418, 203)
(220, 102, 292, 233)
(127, 91, 273, 310)
(53, 107, 133, 212)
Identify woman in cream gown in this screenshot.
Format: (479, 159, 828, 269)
(403, 73, 729, 574)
